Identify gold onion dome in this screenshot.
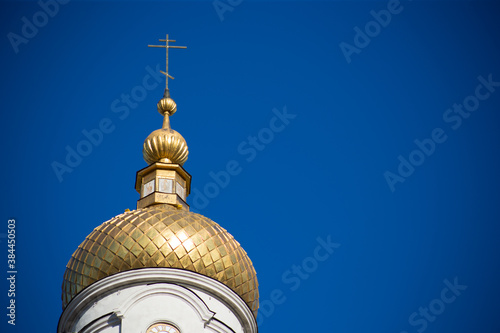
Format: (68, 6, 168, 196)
(143, 128, 188, 165)
(61, 204, 259, 316)
(143, 90, 188, 166)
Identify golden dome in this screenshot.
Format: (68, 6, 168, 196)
(143, 128, 188, 165)
(61, 204, 259, 317)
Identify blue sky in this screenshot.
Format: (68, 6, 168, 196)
(1, 0, 500, 332)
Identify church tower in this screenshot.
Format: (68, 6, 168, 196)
(58, 35, 259, 333)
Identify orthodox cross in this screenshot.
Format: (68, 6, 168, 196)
(148, 34, 187, 90)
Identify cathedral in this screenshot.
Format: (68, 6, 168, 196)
(57, 35, 259, 333)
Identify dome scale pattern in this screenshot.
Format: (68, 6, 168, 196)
(61, 204, 259, 317)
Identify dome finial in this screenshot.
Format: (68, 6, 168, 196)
(143, 34, 189, 166)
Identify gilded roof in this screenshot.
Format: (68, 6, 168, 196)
(61, 204, 259, 317)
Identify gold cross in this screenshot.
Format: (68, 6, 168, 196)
(148, 34, 187, 90)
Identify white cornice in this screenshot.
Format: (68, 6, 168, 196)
(58, 268, 257, 333)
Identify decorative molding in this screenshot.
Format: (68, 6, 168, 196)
(58, 268, 257, 333)
(78, 312, 120, 333)
(205, 318, 237, 333)
(117, 284, 215, 322)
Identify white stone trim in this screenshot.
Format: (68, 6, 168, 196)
(117, 284, 215, 322)
(205, 318, 236, 333)
(79, 313, 120, 333)
(58, 268, 257, 333)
